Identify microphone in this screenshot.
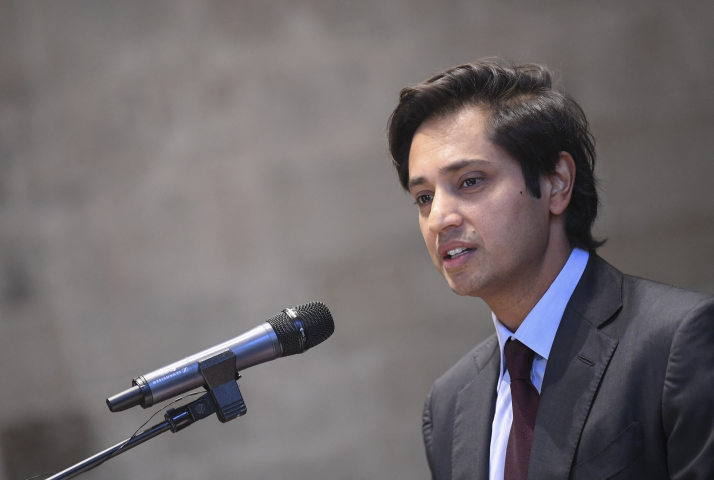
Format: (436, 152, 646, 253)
(106, 301, 334, 412)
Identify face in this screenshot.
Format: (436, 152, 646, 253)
(407, 107, 552, 300)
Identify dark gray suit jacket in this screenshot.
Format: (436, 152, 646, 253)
(422, 254, 714, 480)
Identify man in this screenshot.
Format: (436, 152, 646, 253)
(387, 60, 714, 479)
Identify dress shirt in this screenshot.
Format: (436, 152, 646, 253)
(488, 248, 590, 480)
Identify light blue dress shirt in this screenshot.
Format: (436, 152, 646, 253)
(488, 248, 590, 480)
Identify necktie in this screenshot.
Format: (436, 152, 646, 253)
(504, 338, 540, 480)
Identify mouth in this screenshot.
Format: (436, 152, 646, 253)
(444, 247, 474, 260)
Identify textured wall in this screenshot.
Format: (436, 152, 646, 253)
(1, 1, 712, 479)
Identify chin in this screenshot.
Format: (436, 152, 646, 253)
(445, 276, 482, 297)
(451, 287, 481, 298)
(444, 265, 494, 297)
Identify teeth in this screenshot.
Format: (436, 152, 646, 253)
(447, 247, 468, 257)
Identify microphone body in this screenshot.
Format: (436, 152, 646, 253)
(136, 323, 280, 408)
(107, 302, 334, 412)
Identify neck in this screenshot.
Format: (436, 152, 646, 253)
(486, 231, 572, 333)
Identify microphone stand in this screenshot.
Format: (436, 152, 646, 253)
(44, 350, 247, 480)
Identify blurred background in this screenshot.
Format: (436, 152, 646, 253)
(1, 1, 713, 479)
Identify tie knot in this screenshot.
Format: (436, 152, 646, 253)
(504, 338, 535, 382)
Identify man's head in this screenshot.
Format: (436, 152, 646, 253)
(387, 60, 603, 308)
(388, 59, 603, 252)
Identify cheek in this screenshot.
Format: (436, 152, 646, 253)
(473, 194, 542, 251)
(419, 216, 436, 251)
(515, 192, 550, 229)
(505, 196, 550, 252)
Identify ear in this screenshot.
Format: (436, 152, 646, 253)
(548, 151, 576, 216)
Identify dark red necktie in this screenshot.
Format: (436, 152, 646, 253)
(504, 338, 540, 480)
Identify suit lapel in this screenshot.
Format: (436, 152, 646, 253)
(452, 335, 500, 480)
(527, 254, 623, 480)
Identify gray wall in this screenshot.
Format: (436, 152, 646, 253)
(1, 1, 712, 479)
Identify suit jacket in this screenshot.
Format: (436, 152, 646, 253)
(422, 254, 714, 480)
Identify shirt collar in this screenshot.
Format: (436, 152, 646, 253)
(492, 248, 589, 380)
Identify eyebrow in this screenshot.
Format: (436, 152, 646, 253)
(407, 159, 490, 191)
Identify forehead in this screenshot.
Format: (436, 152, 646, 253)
(414, 107, 490, 149)
(408, 107, 513, 184)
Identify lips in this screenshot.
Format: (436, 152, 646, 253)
(437, 241, 477, 269)
(438, 241, 476, 259)
(444, 246, 472, 259)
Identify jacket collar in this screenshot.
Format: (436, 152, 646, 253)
(567, 253, 623, 328)
(451, 335, 500, 480)
(527, 253, 622, 479)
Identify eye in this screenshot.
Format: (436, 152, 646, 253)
(414, 193, 433, 206)
(460, 177, 482, 188)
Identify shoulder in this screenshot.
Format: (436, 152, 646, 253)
(584, 258, 714, 382)
(617, 273, 714, 340)
(621, 273, 714, 317)
(429, 333, 499, 403)
(573, 253, 713, 334)
(423, 333, 500, 477)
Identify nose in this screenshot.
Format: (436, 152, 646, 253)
(428, 190, 462, 234)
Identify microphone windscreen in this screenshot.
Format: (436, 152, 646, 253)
(267, 301, 334, 357)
